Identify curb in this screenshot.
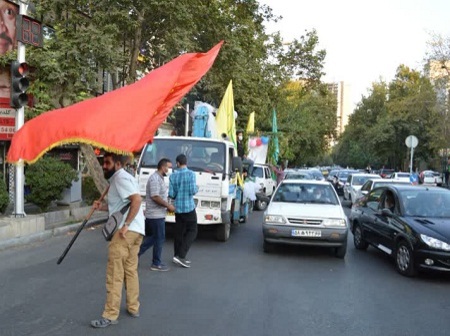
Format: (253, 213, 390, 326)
(0, 216, 108, 252)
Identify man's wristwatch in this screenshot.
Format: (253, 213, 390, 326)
(124, 222, 130, 227)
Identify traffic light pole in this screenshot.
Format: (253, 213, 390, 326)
(13, 1, 28, 218)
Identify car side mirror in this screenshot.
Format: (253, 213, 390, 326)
(361, 190, 368, 195)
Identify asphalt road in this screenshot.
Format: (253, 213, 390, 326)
(0, 201, 449, 336)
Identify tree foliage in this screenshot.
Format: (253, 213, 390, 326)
(333, 65, 440, 170)
(25, 157, 79, 211)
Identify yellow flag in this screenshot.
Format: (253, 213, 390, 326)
(246, 111, 255, 133)
(215, 80, 236, 146)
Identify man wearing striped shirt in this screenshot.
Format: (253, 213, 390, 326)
(169, 154, 198, 268)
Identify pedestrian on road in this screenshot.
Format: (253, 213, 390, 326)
(138, 158, 175, 271)
(91, 152, 145, 328)
(270, 162, 286, 186)
(169, 154, 198, 268)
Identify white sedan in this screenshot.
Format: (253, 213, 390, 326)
(262, 180, 348, 258)
(353, 178, 411, 204)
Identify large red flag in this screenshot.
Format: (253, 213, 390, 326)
(7, 41, 223, 164)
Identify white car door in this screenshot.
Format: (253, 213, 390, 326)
(264, 167, 275, 196)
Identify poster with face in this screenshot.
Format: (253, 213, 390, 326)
(0, 0, 18, 109)
(0, 1, 18, 140)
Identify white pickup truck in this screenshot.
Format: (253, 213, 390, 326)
(136, 136, 246, 241)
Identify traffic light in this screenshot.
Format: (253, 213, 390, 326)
(10, 61, 29, 108)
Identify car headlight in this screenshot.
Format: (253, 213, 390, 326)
(420, 234, 450, 251)
(264, 215, 286, 224)
(322, 219, 346, 227)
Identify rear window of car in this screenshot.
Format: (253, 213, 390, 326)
(397, 173, 410, 178)
(285, 173, 313, 180)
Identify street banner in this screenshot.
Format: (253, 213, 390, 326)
(7, 41, 223, 164)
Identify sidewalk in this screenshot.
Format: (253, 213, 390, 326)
(0, 202, 108, 251)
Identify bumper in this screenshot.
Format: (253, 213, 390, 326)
(263, 223, 348, 247)
(166, 208, 223, 225)
(415, 249, 450, 272)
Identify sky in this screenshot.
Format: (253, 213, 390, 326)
(262, 0, 450, 109)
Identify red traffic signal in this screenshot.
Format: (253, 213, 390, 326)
(10, 61, 29, 108)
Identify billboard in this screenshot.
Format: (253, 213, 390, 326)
(0, 0, 19, 140)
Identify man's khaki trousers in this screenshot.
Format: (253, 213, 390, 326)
(102, 230, 143, 320)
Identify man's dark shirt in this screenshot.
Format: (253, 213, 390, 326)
(237, 140, 245, 158)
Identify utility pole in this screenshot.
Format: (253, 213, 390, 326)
(13, 1, 29, 217)
(11, 1, 44, 216)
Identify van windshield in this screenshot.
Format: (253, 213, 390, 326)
(139, 139, 227, 174)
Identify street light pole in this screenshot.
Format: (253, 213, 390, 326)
(13, 1, 29, 217)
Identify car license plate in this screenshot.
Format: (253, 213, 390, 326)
(291, 229, 321, 237)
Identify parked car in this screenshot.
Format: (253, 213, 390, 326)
(262, 180, 348, 258)
(327, 169, 341, 183)
(284, 170, 314, 181)
(350, 184, 450, 276)
(354, 178, 411, 203)
(419, 170, 443, 186)
(307, 168, 325, 181)
(379, 168, 395, 178)
(388, 172, 411, 182)
(343, 173, 380, 204)
(251, 164, 276, 197)
(331, 169, 359, 196)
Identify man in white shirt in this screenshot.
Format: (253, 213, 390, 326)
(91, 152, 145, 328)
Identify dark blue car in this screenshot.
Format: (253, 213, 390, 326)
(350, 185, 450, 276)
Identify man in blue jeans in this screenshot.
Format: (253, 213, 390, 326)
(138, 158, 175, 271)
(169, 154, 198, 268)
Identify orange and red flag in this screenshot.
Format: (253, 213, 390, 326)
(7, 41, 223, 164)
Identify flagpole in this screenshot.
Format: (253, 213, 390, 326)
(185, 103, 189, 136)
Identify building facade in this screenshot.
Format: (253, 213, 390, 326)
(327, 81, 352, 142)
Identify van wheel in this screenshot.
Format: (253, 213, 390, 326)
(255, 199, 268, 211)
(216, 223, 230, 242)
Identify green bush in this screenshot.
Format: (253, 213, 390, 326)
(25, 156, 78, 212)
(82, 175, 101, 204)
(0, 174, 9, 213)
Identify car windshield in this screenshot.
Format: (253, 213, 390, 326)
(139, 139, 226, 173)
(272, 183, 339, 205)
(402, 189, 450, 218)
(396, 173, 410, 178)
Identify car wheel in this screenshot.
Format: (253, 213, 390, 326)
(395, 240, 417, 277)
(334, 243, 347, 259)
(255, 199, 268, 211)
(263, 240, 274, 253)
(353, 224, 369, 250)
(216, 222, 230, 242)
